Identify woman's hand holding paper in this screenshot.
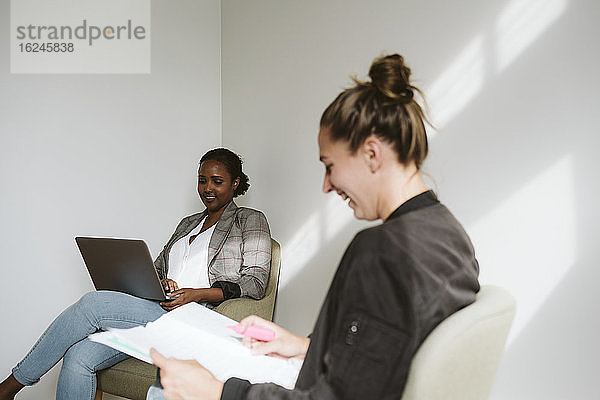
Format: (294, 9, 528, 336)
(239, 315, 310, 360)
(150, 348, 223, 400)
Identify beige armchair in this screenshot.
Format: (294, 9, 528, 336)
(401, 285, 516, 400)
(95, 238, 281, 400)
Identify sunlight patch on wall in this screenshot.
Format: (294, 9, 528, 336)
(496, 0, 567, 72)
(322, 194, 355, 242)
(280, 210, 322, 289)
(280, 194, 354, 289)
(278, 0, 570, 302)
(425, 0, 567, 134)
(426, 35, 485, 134)
(469, 155, 575, 344)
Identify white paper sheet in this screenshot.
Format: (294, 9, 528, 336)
(89, 303, 302, 389)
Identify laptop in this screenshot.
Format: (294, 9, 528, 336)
(75, 236, 177, 301)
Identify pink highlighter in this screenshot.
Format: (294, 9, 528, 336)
(228, 323, 276, 342)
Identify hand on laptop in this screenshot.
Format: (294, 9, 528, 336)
(160, 288, 202, 311)
(160, 287, 226, 311)
(161, 279, 179, 294)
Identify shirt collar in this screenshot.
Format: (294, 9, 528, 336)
(387, 190, 439, 221)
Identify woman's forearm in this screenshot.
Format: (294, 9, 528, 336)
(298, 337, 311, 358)
(194, 287, 224, 303)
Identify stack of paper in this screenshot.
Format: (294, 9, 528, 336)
(89, 303, 302, 389)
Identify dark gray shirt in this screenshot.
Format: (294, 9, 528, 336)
(222, 191, 480, 400)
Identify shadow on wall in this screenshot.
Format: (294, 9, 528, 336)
(275, 0, 600, 397)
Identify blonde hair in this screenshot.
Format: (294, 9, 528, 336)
(320, 54, 430, 169)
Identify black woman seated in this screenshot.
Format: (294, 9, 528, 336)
(0, 148, 271, 400)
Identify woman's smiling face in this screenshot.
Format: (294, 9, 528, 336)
(318, 128, 378, 221)
(197, 160, 239, 213)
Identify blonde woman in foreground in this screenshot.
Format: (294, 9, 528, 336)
(148, 54, 480, 400)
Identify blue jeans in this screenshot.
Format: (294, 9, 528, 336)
(12, 290, 166, 400)
(146, 371, 167, 400)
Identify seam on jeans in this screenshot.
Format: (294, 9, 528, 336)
(13, 324, 55, 385)
(89, 349, 130, 399)
(88, 369, 95, 400)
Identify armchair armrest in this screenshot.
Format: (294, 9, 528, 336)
(215, 296, 273, 322)
(215, 238, 281, 322)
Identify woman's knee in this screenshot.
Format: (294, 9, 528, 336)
(62, 344, 95, 374)
(62, 340, 124, 375)
(73, 290, 164, 329)
(70, 291, 118, 326)
(77, 291, 105, 307)
(72, 291, 103, 316)
(75, 291, 123, 313)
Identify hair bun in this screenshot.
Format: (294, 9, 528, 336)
(368, 54, 414, 102)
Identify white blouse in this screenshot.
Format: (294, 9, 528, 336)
(166, 217, 216, 289)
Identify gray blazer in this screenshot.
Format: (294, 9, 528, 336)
(154, 201, 271, 300)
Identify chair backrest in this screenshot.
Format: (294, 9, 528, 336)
(214, 238, 281, 322)
(400, 285, 516, 400)
(261, 238, 281, 319)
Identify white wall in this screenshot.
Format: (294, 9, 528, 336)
(3, 0, 599, 398)
(0, 0, 221, 398)
(221, 0, 600, 399)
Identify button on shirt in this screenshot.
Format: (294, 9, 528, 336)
(166, 217, 216, 289)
